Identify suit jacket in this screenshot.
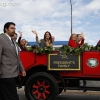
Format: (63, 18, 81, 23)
(0, 34, 24, 78)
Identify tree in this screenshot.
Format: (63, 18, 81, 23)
(0, 33, 4, 36)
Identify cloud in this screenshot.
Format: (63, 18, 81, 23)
(0, 0, 100, 46)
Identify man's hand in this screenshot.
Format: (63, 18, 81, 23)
(20, 71, 26, 76)
(18, 31, 22, 37)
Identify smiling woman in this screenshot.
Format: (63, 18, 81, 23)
(32, 30, 53, 48)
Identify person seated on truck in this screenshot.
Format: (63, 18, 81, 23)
(77, 33, 86, 90)
(68, 33, 85, 48)
(18, 31, 28, 51)
(32, 30, 53, 48)
(52, 36, 55, 43)
(95, 40, 100, 49)
(31, 45, 38, 51)
(68, 33, 77, 48)
(76, 32, 85, 48)
(12, 32, 18, 42)
(68, 33, 86, 88)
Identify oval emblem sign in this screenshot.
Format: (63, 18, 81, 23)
(87, 58, 99, 68)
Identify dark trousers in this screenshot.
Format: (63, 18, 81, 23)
(0, 78, 19, 100)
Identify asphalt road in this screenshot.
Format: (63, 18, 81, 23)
(18, 89, 100, 100)
(18, 81, 100, 100)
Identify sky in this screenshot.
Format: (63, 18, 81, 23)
(0, 0, 100, 46)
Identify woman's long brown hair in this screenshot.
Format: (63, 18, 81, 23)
(69, 33, 76, 41)
(44, 31, 52, 43)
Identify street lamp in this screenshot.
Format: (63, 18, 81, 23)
(70, 0, 72, 35)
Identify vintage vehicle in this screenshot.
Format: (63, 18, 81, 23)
(18, 48, 100, 100)
(17, 1, 99, 100)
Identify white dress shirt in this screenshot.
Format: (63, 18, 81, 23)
(5, 33, 18, 55)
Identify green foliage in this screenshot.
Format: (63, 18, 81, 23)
(59, 43, 100, 55)
(33, 46, 53, 54)
(26, 46, 33, 52)
(32, 43, 100, 55)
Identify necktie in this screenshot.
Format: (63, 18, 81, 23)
(11, 38, 18, 55)
(11, 38, 15, 46)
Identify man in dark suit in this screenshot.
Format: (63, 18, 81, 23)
(0, 22, 26, 100)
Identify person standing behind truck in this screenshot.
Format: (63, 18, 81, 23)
(32, 30, 53, 48)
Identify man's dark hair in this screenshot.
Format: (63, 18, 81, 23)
(3, 22, 15, 33)
(76, 34, 81, 37)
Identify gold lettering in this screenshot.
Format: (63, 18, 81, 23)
(53, 61, 75, 65)
(58, 65, 70, 67)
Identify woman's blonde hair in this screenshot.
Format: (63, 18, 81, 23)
(68, 33, 77, 45)
(69, 33, 76, 40)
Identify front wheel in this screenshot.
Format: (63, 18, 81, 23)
(25, 72, 59, 100)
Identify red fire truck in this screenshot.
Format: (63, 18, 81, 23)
(17, 1, 99, 100)
(19, 50, 100, 100)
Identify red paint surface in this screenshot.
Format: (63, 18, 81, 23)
(20, 51, 100, 78)
(83, 52, 100, 75)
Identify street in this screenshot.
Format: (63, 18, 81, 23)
(17, 81, 100, 100)
(18, 89, 100, 100)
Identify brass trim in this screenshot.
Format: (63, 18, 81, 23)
(48, 54, 80, 71)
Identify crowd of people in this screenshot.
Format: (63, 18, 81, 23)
(11, 30, 55, 51)
(11, 29, 85, 52)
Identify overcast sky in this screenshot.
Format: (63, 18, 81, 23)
(0, 0, 100, 45)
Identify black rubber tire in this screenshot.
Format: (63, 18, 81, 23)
(25, 72, 59, 100)
(59, 88, 63, 94)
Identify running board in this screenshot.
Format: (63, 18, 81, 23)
(65, 86, 100, 91)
